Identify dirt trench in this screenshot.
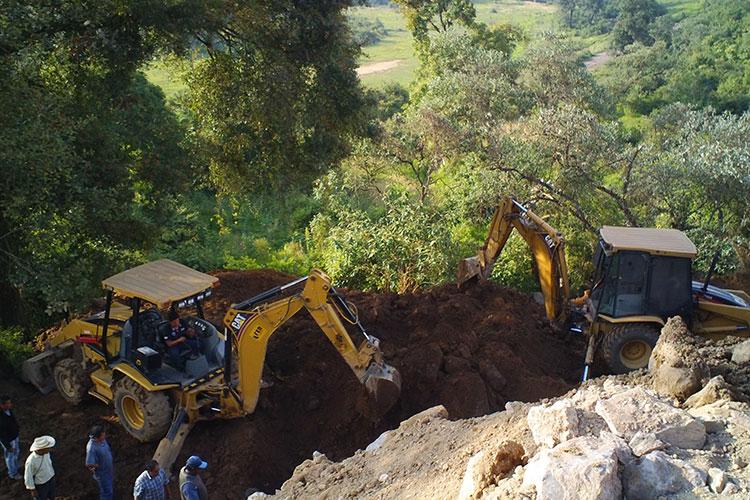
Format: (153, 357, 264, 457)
(0, 269, 584, 499)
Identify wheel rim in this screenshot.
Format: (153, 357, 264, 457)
(121, 395, 145, 430)
(57, 371, 74, 397)
(619, 340, 651, 369)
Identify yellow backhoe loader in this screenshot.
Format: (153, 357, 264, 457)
(22, 260, 401, 472)
(458, 196, 750, 379)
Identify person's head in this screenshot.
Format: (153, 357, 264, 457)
(145, 460, 160, 478)
(0, 395, 11, 411)
(30, 436, 55, 455)
(89, 425, 106, 442)
(168, 309, 180, 328)
(185, 455, 208, 474)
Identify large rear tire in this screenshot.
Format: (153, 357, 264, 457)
(601, 323, 661, 374)
(113, 377, 172, 442)
(53, 358, 90, 405)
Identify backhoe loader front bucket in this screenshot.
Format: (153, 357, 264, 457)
(363, 362, 401, 415)
(457, 256, 482, 287)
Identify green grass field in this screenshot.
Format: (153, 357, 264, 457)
(353, 0, 560, 88)
(143, 59, 186, 99)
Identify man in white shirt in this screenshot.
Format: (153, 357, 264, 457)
(24, 435, 56, 499)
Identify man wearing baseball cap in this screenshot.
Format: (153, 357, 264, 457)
(24, 435, 56, 499)
(179, 455, 208, 500)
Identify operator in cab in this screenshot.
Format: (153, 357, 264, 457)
(163, 310, 201, 367)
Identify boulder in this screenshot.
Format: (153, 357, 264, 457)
(522, 433, 629, 500)
(479, 360, 508, 392)
(458, 441, 525, 500)
(628, 432, 667, 457)
(652, 365, 702, 400)
(707, 467, 729, 494)
(731, 339, 750, 364)
(595, 387, 706, 449)
(623, 450, 706, 499)
(527, 400, 581, 448)
(684, 375, 735, 409)
(398, 405, 448, 429)
(688, 401, 750, 437)
(649, 317, 709, 400)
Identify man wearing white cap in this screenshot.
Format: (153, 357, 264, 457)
(24, 435, 56, 499)
(179, 455, 208, 500)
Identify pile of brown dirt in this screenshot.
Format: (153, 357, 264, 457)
(1, 269, 584, 499)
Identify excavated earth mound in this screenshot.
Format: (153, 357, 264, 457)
(0, 269, 583, 499)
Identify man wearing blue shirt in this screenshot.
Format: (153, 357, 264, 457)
(179, 455, 208, 500)
(85, 425, 114, 500)
(133, 459, 169, 500)
(163, 310, 200, 368)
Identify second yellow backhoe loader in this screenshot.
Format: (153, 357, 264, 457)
(459, 196, 750, 379)
(22, 260, 401, 472)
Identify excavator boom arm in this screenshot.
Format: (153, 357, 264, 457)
(458, 196, 570, 323)
(224, 270, 401, 414)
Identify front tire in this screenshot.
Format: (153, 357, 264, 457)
(601, 323, 661, 374)
(53, 359, 90, 404)
(113, 377, 172, 442)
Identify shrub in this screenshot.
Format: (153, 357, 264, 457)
(0, 328, 35, 375)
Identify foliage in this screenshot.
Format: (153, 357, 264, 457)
(558, 0, 618, 34)
(0, 328, 34, 375)
(0, 2, 202, 325)
(646, 104, 750, 271)
(181, 0, 365, 196)
(350, 16, 390, 46)
(308, 172, 455, 292)
(394, 0, 477, 57)
(518, 34, 612, 115)
(610, 0, 666, 51)
(600, 0, 750, 114)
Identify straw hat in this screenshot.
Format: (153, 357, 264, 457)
(30, 435, 56, 452)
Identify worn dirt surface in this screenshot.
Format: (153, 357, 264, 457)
(584, 51, 611, 70)
(0, 269, 583, 499)
(356, 59, 403, 76)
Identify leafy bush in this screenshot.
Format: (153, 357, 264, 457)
(0, 328, 34, 375)
(308, 173, 455, 292)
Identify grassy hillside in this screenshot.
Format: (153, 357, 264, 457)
(144, 0, 705, 96)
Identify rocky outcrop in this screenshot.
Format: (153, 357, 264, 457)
(623, 450, 706, 499)
(522, 433, 628, 500)
(527, 400, 580, 448)
(457, 441, 524, 500)
(595, 387, 706, 449)
(684, 375, 735, 408)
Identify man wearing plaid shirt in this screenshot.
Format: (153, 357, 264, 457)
(133, 460, 170, 500)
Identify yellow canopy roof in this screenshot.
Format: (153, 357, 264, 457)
(102, 259, 219, 309)
(600, 226, 697, 258)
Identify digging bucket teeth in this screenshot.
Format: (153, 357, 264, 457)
(364, 362, 401, 415)
(457, 256, 482, 287)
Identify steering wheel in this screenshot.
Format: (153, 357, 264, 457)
(186, 317, 214, 339)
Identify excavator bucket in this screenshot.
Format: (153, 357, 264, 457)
(457, 256, 482, 287)
(363, 362, 402, 416)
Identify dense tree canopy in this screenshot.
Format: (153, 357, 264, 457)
(0, 0, 206, 324)
(183, 0, 365, 195)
